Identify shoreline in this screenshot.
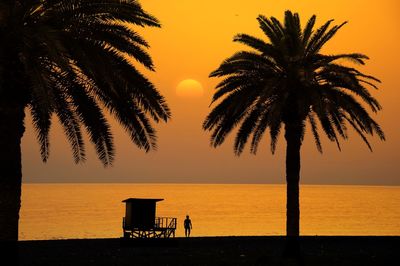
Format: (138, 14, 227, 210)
(22, 182, 400, 187)
(19, 236, 400, 265)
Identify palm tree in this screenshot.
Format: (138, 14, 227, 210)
(0, 0, 170, 244)
(203, 11, 384, 248)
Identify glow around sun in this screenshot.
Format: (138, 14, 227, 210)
(176, 79, 204, 98)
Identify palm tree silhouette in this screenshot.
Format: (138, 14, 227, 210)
(0, 0, 170, 244)
(203, 11, 384, 253)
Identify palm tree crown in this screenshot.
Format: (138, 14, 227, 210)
(0, 0, 170, 166)
(204, 11, 384, 154)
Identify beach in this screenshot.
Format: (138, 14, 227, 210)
(19, 236, 400, 265)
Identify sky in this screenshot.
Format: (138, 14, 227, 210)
(22, 0, 400, 185)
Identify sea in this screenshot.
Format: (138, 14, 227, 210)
(19, 184, 400, 240)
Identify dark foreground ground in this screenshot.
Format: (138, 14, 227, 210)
(19, 236, 400, 266)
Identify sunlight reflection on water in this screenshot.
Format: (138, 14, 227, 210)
(19, 184, 400, 240)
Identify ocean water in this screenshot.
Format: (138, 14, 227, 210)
(19, 184, 400, 240)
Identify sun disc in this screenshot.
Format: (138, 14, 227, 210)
(176, 79, 204, 98)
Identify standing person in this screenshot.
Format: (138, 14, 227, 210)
(184, 215, 192, 237)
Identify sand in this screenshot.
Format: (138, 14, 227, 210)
(18, 236, 400, 265)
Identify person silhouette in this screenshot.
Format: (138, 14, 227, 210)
(184, 215, 192, 237)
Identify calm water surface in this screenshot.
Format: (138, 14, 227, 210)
(19, 184, 400, 240)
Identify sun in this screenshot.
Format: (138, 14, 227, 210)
(176, 79, 204, 98)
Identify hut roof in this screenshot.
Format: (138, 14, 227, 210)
(122, 198, 164, 203)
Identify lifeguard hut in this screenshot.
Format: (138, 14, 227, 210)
(122, 198, 177, 238)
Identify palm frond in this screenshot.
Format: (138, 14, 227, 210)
(62, 73, 115, 166)
(283, 11, 302, 55)
(210, 51, 278, 78)
(307, 112, 322, 153)
(233, 33, 271, 54)
(45, 0, 160, 27)
(234, 106, 262, 155)
(302, 15, 316, 47)
(305, 19, 334, 56)
(257, 15, 284, 47)
(52, 84, 86, 163)
(308, 21, 347, 55)
(29, 102, 52, 162)
(203, 85, 260, 145)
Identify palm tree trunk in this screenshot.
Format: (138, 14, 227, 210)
(284, 122, 302, 236)
(283, 122, 302, 258)
(0, 98, 25, 262)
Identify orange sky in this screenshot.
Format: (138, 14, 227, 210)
(22, 0, 400, 185)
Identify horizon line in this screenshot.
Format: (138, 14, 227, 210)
(21, 181, 400, 187)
